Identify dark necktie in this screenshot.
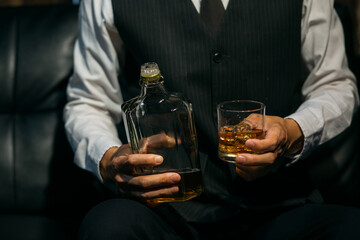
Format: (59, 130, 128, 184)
(200, 0, 225, 38)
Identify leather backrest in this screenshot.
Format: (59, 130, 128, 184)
(307, 3, 360, 207)
(0, 4, 107, 215)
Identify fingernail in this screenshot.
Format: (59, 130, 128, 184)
(171, 186, 179, 193)
(168, 136, 176, 145)
(237, 155, 246, 164)
(171, 174, 180, 182)
(155, 156, 163, 164)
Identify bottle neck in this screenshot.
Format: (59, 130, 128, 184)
(140, 75, 167, 97)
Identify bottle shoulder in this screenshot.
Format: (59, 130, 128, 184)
(121, 96, 139, 113)
(122, 92, 192, 116)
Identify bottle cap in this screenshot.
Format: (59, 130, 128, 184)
(141, 62, 160, 78)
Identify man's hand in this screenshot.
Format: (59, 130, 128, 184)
(100, 133, 181, 202)
(235, 116, 304, 181)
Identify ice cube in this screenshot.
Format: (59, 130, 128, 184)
(234, 122, 251, 132)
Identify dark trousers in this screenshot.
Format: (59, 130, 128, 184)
(78, 198, 360, 240)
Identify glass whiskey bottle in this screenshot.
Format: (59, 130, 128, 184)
(121, 62, 203, 203)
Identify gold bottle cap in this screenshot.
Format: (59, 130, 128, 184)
(141, 62, 161, 81)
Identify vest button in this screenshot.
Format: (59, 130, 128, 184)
(213, 52, 223, 63)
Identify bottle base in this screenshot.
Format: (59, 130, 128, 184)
(147, 187, 203, 204)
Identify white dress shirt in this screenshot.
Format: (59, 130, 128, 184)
(64, 0, 359, 181)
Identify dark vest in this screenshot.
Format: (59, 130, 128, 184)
(113, 0, 313, 222)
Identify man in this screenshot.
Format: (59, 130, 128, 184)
(65, 0, 360, 239)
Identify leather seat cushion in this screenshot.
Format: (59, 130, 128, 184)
(0, 214, 76, 240)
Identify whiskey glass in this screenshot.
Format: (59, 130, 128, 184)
(217, 100, 266, 163)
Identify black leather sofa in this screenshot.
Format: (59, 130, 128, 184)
(0, 2, 359, 240)
(0, 4, 110, 240)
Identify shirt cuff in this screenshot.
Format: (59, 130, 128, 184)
(88, 136, 121, 182)
(285, 108, 323, 164)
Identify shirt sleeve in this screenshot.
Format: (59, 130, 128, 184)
(64, 0, 125, 181)
(286, 0, 359, 163)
